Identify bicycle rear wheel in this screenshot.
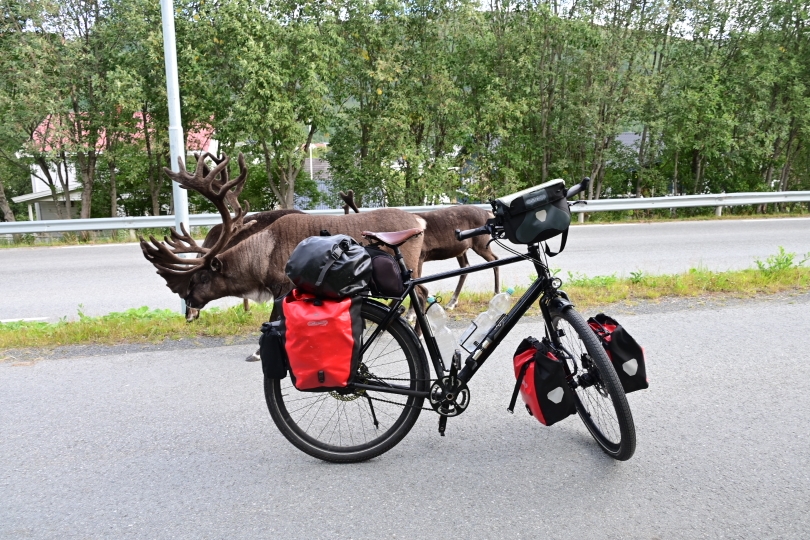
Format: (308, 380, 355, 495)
(265, 300, 427, 463)
(552, 307, 636, 460)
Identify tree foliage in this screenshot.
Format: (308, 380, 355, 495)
(0, 0, 808, 221)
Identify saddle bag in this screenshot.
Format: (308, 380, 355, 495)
(508, 337, 576, 426)
(492, 179, 571, 252)
(365, 245, 405, 297)
(285, 234, 372, 299)
(587, 314, 648, 394)
(281, 289, 363, 391)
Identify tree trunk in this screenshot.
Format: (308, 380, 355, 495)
(57, 151, 72, 218)
(672, 149, 679, 195)
(76, 150, 97, 219)
(35, 157, 66, 219)
(0, 176, 15, 222)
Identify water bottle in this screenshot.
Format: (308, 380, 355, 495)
(458, 288, 515, 353)
(425, 297, 457, 369)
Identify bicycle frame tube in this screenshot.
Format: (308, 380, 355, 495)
(356, 243, 560, 396)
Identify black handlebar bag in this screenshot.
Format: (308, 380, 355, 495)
(492, 179, 571, 251)
(588, 314, 649, 393)
(285, 234, 372, 299)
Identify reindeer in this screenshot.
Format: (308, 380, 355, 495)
(340, 191, 499, 309)
(141, 154, 428, 329)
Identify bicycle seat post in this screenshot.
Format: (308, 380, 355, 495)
(391, 245, 412, 281)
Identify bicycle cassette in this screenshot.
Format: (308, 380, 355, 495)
(429, 376, 470, 417)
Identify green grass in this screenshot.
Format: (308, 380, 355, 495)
(2, 247, 809, 352)
(0, 304, 273, 351)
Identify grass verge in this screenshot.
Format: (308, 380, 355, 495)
(2, 248, 809, 351)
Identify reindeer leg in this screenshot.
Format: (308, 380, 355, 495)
(243, 298, 250, 312)
(404, 258, 425, 325)
(475, 243, 500, 294)
(447, 253, 469, 310)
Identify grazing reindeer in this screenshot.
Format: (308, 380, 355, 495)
(149, 152, 303, 321)
(141, 154, 427, 325)
(340, 192, 498, 309)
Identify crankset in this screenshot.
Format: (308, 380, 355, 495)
(429, 361, 471, 436)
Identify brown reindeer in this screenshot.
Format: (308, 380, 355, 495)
(340, 192, 498, 309)
(141, 155, 427, 322)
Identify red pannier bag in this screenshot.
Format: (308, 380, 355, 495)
(587, 314, 649, 394)
(281, 289, 363, 391)
(508, 337, 576, 426)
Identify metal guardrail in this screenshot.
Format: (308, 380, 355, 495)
(1, 191, 809, 235)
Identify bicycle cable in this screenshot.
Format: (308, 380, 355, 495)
(492, 237, 546, 268)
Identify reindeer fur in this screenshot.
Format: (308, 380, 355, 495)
(338, 191, 498, 309)
(181, 209, 428, 313)
(415, 206, 499, 309)
(181, 209, 304, 320)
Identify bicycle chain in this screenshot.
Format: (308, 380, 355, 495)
(361, 374, 437, 412)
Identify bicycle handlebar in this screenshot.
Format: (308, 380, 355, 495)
(566, 177, 590, 199)
(455, 225, 490, 241)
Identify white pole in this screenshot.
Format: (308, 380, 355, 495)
(160, 0, 189, 314)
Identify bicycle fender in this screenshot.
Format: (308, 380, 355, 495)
(546, 295, 573, 316)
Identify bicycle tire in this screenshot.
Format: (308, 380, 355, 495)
(552, 306, 636, 460)
(264, 300, 427, 463)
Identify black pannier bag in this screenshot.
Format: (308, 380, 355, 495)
(587, 314, 649, 394)
(365, 245, 404, 297)
(508, 336, 576, 426)
(492, 179, 571, 250)
(259, 319, 288, 379)
(285, 234, 372, 299)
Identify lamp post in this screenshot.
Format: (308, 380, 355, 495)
(160, 0, 190, 314)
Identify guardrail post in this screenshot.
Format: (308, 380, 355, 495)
(715, 206, 723, 217)
(578, 212, 585, 223)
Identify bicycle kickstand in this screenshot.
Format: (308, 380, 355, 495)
(438, 415, 447, 436)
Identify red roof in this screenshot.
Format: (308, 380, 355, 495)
(31, 113, 214, 153)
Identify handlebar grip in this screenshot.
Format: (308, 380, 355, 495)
(566, 177, 590, 199)
(455, 225, 490, 241)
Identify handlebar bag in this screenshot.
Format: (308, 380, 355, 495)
(282, 289, 363, 391)
(492, 179, 571, 246)
(364, 245, 405, 297)
(508, 336, 576, 426)
(285, 234, 372, 300)
(588, 314, 649, 393)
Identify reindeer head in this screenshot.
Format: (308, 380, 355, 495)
(140, 152, 253, 311)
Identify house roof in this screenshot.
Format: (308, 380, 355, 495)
(31, 113, 215, 154)
(12, 187, 82, 204)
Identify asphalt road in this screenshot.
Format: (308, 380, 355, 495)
(2, 294, 809, 538)
(1, 217, 809, 322)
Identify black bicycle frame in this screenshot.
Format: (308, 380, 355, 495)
(351, 243, 569, 399)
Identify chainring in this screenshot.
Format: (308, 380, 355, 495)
(428, 376, 471, 417)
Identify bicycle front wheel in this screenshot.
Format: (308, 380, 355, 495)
(264, 300, 427, 463)
(552, 307, 636, 460)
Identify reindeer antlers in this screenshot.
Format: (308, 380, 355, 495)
(140, 152, 253, 281)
